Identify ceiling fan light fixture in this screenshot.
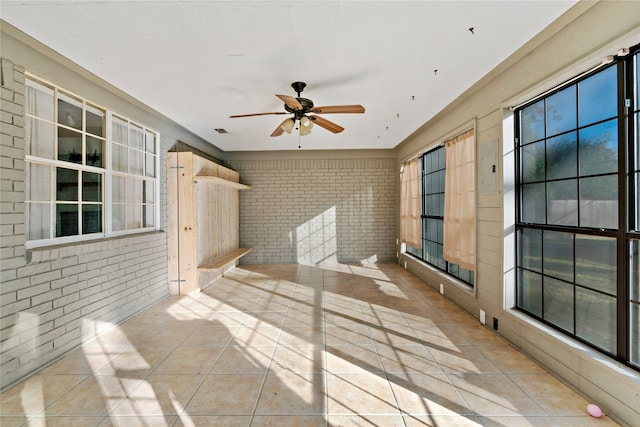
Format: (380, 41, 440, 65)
(299, 116, 313, 136)
(300, 116, 313, 128)
(280, 118, 295, 134)
(300, 126, 312, 136)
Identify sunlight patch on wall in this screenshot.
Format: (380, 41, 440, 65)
(296, 206, 338, 265)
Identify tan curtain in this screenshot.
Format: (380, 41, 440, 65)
(443, 129, 475, 270)
(400, 158, 422, 248)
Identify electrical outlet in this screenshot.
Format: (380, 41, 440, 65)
(480, 310, 486, 324)
(493, 317, 499, 331)
(403, 261, 407, 269)
(439, 284, 444, 295)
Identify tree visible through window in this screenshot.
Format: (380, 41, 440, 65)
(515, 51, 640, 370)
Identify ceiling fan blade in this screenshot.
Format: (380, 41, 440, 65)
(310, 105, 365, 114)
(270, 119, 289, 137)
(229, 112, 287, 118)
(276, 94, 303, 110)
(309, 115, 344, 134)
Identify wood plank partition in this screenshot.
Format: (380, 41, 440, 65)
(167, 152, 251, 295)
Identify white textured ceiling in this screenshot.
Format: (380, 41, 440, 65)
(2, 1, 577, 151)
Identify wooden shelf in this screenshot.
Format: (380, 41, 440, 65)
(194, 176, 251, 190)
(198, 248, 253, 271)
(168, 152, 250, 295)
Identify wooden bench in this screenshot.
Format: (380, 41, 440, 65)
(198, 248, 252, 271)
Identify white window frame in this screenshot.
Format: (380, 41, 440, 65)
(24, 74, 160, 249)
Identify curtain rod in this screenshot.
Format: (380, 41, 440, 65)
(401, 124, 475, 164)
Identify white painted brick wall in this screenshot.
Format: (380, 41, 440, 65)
(227, 157, 397, 264)
(0, 58, 170, 391)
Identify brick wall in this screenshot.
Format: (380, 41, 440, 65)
(227, 157, 397, 264)
(0, 58, 170, 391)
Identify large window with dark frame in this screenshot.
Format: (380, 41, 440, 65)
(25, 75, 159, 247)
(515, 46, 640, 370)
(406, 146, 475, 286)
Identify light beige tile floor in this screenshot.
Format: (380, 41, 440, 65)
(0, 263, 622, 426)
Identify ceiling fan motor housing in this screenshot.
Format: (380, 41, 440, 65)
(284, 97, 314, 119)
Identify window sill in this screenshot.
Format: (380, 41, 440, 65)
(505, 308, 637, 376)
(26, 230, 164, 263)
(400, 252, 475, 297)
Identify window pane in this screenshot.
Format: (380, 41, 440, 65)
(113, 143, 128, 172)
(82, 172, 102, 202)
(579, 119, 618, 176)
(87, 136, 104, 168)
(130, 149, 143, 175)
(520, 100, 545, 144)
(435, 243, 445, 270)
(575, 235, 616, 295)
(112, 175, 126, 203)
(25, 117, 55, 159)
(58, 127, 82, 164)
(143, 204, 155, 227)
(521, 183, 545, 223)
(546, 86, 576, 137)
(547, 179, 578, 226)
(546, 132, 577, 180)
(579, 175, 618, 229)
(130, 124, 144, 149)
(128, 179, 142, 203)
(636, 172, 640, 231)
(56, 203, 78, 237)
(637, 52, 640, 106)
(518, 228, 542, 273)
(631, 302, 640, 367)
(544, 276, 574, 333)
(145, 131, 156, 154)
(26, 81, 54, 121)
(27, 163, 50, 201)
(57, 93, 82, 131)
(425, 195, 436, 216)
(437, 147, 445, 169)
(437, 170, 445, 192)
(112, 204, 125, 232)
(518, 269, 542, 317)
(521, 141, 545, 182)
(637, 114, 640, 171)
(426, 218, 437, 241)
(578, 65, 617, 127)
(145, 154, 156, 177)
(27, 203, 50, 240)
(112, 116, 128, 144)
(85, 104, 105, 137)
(144, 180, 155, 203)
(632, 240, 640, 302)
(82, 204, 102, 234)
(543, 230, 574, 283)
(127, 204, 142, 229)
(56, 167, 78, 201)
(576, 288, 616, 353)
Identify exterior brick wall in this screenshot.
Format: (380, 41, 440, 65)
(0, 58, 170, 391)
(227, 157, 397, 264)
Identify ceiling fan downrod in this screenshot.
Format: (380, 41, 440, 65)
(291, 81, 306, 97)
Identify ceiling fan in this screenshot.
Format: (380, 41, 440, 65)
(229, 81, 365, 137)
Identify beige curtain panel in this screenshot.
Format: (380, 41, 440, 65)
(443, 129, 475, 271)
(400, 157, 422, 248)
